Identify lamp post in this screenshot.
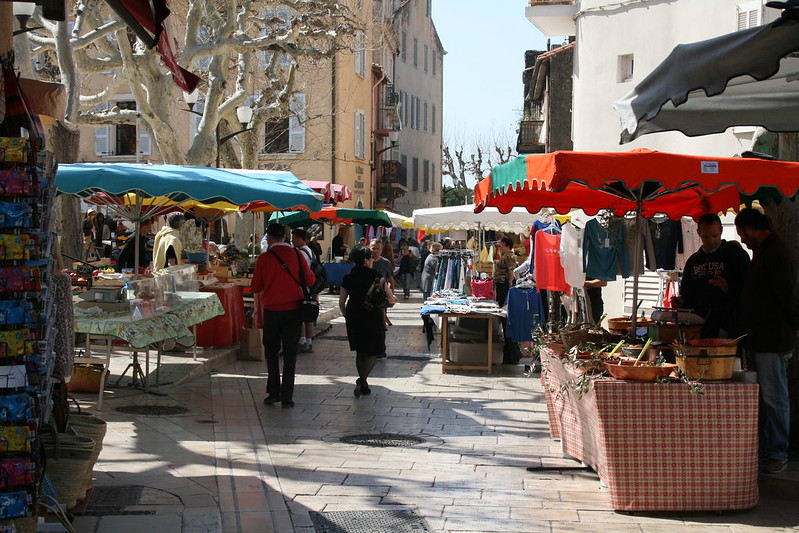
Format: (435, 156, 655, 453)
(182, 91, 254, 168)
(12, 2, 43, 35)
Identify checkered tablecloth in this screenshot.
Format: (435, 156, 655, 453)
(542, 351, 759, 511)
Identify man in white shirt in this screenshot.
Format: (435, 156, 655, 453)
(292, 228, 318, 353)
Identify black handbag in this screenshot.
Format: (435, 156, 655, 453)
(268, 248, 319, 323)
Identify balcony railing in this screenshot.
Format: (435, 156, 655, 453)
(529, 0, 574, 5)
(516, 120, 546, 154)
(381, 160, 407, 189)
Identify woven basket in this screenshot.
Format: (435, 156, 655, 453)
(66, 364, 108, 394)
(69, 414, 107, 495)
(560, 327, 605, 350)
(41, 428, 95, 510)
(0, 516, 38, 533)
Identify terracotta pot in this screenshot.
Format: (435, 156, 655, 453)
(603, 360, 678, 382)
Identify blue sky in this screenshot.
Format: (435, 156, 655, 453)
(433, 2, 550, 152)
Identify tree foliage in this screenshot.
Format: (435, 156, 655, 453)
(20, 0, 358, 166)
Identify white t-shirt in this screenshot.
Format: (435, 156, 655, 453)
(297, 245, 313, 266)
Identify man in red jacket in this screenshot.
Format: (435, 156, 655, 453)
(252, 223, 315, 408)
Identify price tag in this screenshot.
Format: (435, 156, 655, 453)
(604, 238, 610, 248)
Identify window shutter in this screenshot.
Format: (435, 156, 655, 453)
(354, 111, 363, 159)
(138, 128, 152, 156)
(288, 93, 306, 153)
(354, 31, 365, 77)
(737, 2, 760, 30)
(94, 102, 110, 156)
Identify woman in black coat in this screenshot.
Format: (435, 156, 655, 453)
(339, 246, 386, 397)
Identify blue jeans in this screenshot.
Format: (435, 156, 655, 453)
(752, 351, 792, 460)
(401, 273, 413, 297)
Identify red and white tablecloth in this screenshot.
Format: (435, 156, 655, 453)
(542, 348, 759, 511)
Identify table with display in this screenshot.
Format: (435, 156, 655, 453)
(421, 305, 505, 375)
(540, 347, 759, 511)
(74, 291, 224, 409)
(195, 283, 245, 347)
(324, 262, 354, 288)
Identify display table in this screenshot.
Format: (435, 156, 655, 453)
(541, 348, 759, 511)
(324, 262, 354, 287)
(195, 283, 245, 347)
(439, 312, 496, 375)
(74, 292, 224, 407)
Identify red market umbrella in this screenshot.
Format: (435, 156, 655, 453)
(481, 148, 799, 333)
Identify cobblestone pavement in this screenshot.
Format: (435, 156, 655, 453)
(62, 291, 799, 532)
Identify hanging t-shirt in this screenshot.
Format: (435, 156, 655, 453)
(560, 223, 585, 290)
(583, 217, 629, 281)
(623, 215, 656, 274)
(505, 287, 546, 342)
(534, 231, 569, 292)
(649, 217, 683, 271)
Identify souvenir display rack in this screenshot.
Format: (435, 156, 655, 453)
(0, 135, 57, 523)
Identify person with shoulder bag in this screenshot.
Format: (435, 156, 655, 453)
(252, 224, 315, 409)
(339, 246, 388, 398)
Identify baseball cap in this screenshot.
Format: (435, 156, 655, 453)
(87, 208, 96, 215)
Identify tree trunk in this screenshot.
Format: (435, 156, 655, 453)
(47, 121, 82, 261)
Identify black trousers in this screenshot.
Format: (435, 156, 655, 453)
(263, 308, 302, 402)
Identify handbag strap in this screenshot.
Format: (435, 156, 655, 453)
(267, 248, 310, 297)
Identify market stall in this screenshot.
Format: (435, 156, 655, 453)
(541, 349, 759, 511)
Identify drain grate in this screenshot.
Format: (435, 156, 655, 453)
(340, 433, 425, 447)
(387, 353, 432, 362)
(309, 510, 431, 533)
(114, 405, 189, 416)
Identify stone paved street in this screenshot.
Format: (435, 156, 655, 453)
(62, 292, 799, 532)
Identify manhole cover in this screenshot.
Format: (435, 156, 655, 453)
(309, 509, 431, 532)
(321, 335, 349, 342)
(387, 353, 432, 361)
(114, 405, 189, 416)
(339, 433, 425, 447)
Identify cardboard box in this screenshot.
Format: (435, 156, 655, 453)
(238, 328, 265, 361)
(449, 340, 503, 365)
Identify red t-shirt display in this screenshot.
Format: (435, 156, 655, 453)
(534, 231, 569, 293)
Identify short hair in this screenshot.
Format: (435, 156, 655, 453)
(430, 242, 443, 253)
(291, 228, 308, 241)
(266, 223, 286, 238)
(500, 236, 514, 249)
(167, 212, 185, 229)
(369, 238, 383, 247)
(697, 213, 722, 228)
(349, 245, 372, 266)
(735, 207, 771, 231)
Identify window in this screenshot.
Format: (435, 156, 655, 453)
(260, 9, 293, 69)
(618, 54, 634, 83)
(737, 1, 760, 29)
(431, 162, 436, 191)
(412, 157, 419, 191)
(401, 31, 407, 62)
(94, 100, 151, 156)
(413, 38, 418, 67)
(426, 0, 431, 16)
(402, 91, 408, 128)
(432, 105, 436, 134)
(354, 110, 366, 159)
(432, 49, 437, 76)
(264, 93, 306, 154)
(409, 95, 415, 129)
(401, 154, 408, 175)
(423, 102, 428, 132)
(354, 30, 366, 77)
(423, 159, 429, 191)
(424, 44, 428, 72)
(415, 97, 420, 130)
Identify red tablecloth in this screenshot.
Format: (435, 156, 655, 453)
(542, 348, 759, 511)
(195, 284, 245, 347)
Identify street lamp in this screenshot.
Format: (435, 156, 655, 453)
(13, 2, 43, 35)
(182, 91, 253, 168)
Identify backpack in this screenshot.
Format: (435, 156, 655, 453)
(363, 276, 388, 311)
(302, 247, 327, 295)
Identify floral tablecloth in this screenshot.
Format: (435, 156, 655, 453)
(74, 292, 224, 349)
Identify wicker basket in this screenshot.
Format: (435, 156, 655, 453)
(66, 364, 108, 394)
(560, 327, 605, 350)
(69, 414, 107, 495)
(41, 428, 96, 510)
(0, 516, 39, 533)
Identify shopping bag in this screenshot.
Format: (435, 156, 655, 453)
(470, 277, 495, 300)
(238, 328, 265, 361)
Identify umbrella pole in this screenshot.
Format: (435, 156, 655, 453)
(133, 196, 142, 279)
(630, 200, 644, 336)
